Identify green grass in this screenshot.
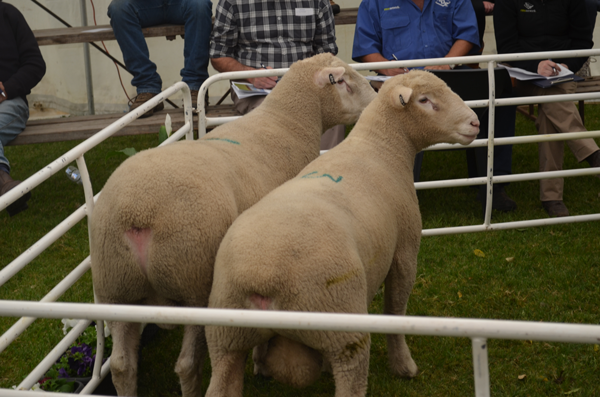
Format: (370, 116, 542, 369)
(1, 107, 600, 396)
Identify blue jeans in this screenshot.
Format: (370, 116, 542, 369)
(0, 97, 29, 172)
(108, 0, 212, 94)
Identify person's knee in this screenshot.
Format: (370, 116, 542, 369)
(182, 0, 212, 17)
(107, 0, 135, 20)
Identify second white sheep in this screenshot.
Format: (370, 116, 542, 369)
(205, 70, 480, 397)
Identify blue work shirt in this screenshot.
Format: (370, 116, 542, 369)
(352, 0, 480, 64)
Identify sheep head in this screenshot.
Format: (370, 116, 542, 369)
(313, 54, 377, 128)
(270, 53, 377, 130)
(377, 70, 480, 149)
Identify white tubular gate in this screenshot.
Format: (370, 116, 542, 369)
(1, 50, 600, 397)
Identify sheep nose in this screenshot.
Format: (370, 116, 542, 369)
(471, 119, 480, 128)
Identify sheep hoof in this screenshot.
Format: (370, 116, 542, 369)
(392, 358, 419, 378)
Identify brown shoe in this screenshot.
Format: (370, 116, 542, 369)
(129, 92, 164, 118)
(0, 170, 31, 217)
(542, 200, 570, 217)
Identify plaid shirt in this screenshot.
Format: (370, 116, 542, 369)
(210, 0, 338, 69)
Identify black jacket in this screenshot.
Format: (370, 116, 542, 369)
(493, 0, 593, 73)
(0, 0, 46, 103)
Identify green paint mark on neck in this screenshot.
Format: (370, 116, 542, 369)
(301, 171, 343, 183)
(204, 138, 241, 145)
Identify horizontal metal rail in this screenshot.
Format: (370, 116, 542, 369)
(197, 48, 600, 131)
(0, 301, 598, 345)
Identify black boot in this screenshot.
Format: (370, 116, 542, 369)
(542, 200, 570, 217)
(584, 150, 600, 179)
(0, 170, 31, 217)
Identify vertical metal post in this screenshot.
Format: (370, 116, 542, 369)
(472, 337, 490, 397)
(80, 0, 95, 115)
(198, 82, 208, 139)
(483, 61, 497, 226)
(74, 153, 105, 383)
(182, 84, 195, 140)
(75, 155, 95, 222)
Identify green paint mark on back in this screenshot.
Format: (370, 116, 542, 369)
(204, 138, 241, 145)
(301, 171, 343, 183)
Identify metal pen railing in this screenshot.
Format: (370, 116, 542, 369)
(1, 49, 600, 396)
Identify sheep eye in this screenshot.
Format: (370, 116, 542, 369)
(419, 97, 429, 104)
(337, 78, 345, 84)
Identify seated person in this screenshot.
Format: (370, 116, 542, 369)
(209, 0, 346, 150)
(0, 0, 46, 217)
(494, 0, 600, 218)
(352, 0, 517, 216)
(107, 0, 212, 117)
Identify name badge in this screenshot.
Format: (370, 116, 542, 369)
(295, 8, 314, 16)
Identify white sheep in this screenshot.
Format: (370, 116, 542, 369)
(89, 53, 376, 397)
(205, 70, 481, 397)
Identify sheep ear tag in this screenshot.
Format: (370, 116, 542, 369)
(391, 86, 413, 109)
(314, 67, 346, 88)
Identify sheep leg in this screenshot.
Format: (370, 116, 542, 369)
(109, 321, 142, 396)
(206, 324, 272, 397)
(175, 324, 207, 397)
(204, 348, 246, 397)
(324, 332, 371, 397)
(384, 256, 418, 377)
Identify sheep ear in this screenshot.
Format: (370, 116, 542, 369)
(390, 86, 413, 108)
(314, 67, 346, 88)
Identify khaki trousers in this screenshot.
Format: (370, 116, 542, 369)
(231, 91, 346, 151)
(514, 80, 599, 201)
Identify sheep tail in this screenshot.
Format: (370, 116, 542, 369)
(249, 293, 273, 310)
(124, 227, 152, 277)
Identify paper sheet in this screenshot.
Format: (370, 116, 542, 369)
(498, 64, 573, 81)
(231, 82, 272, 99)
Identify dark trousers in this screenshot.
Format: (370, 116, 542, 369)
(466, 105, 516, 183)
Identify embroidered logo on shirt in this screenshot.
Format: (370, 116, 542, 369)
(520, 2, 536, 12)
(435, 0, 451, 7)
(384, 6, 400, 10)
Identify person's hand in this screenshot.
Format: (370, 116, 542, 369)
(0, 82, 6, 104)
(538, 60, 563, 77)
(379, 67, 409, 76)
(483, 1, 494, 14)
(250, 66, 278, 89)
(425, 64, 453, 71)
